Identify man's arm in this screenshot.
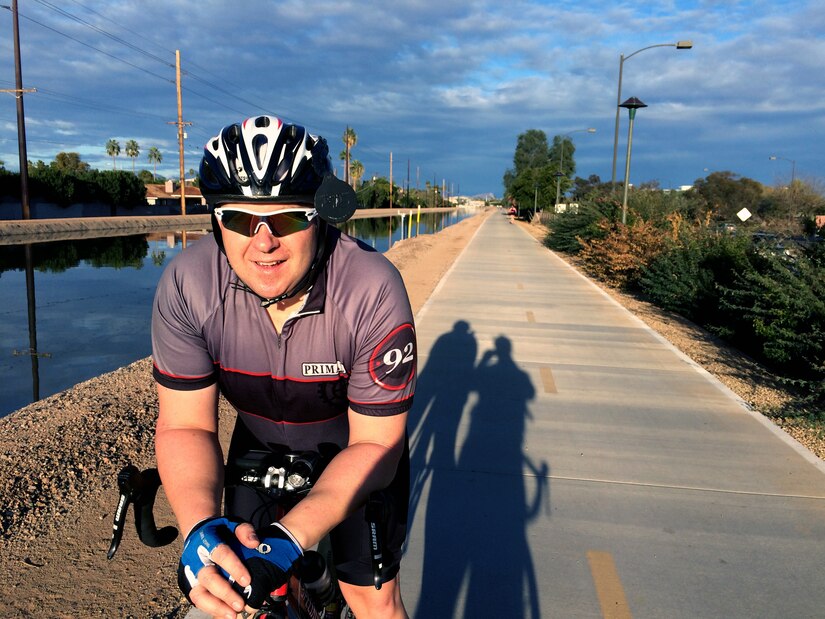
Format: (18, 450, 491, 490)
(278, 408, 408, 550)
(155, 384, 256, 617)
(155, 383, 224, 533)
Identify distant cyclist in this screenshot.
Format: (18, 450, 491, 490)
(152, 115, 415, 618)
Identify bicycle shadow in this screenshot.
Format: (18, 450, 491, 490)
(407, 324, 549, 618)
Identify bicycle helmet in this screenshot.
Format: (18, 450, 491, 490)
(200, 115, 356, 306)
(200, 115, 331, 206)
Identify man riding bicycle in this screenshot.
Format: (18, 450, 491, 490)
(152, 115, 415, 618)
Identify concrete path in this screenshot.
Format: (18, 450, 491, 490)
(400, 211, 825, 618)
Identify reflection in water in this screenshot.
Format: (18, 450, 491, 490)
(0, 233, 192, 418)
(24, 245, 39, 401)
(339, 209, 468, 253)
(0, 234, 150, 273)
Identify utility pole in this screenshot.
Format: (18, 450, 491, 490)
(344, 126, 351, 186)
(389, 152, 393, 210)
(168, 50, 192, 216)
(2, 0, 36, 219)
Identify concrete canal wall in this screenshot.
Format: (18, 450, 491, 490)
(0, 214, 211, 244)
(0, 207, 463, 245)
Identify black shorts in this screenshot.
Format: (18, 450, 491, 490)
(224, 421, 409, 587)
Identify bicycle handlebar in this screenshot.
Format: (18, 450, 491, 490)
(106, 465, 178, 560)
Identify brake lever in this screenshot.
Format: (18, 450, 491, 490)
(107, 465, 141, 560)
(365, 492, 388, 590)
(106, 465, 178, 560)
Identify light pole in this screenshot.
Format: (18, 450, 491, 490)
(555, 128, 596, 207)
(611, 41, 693, 185)
(620, 97, 647, 224)
(769, 155, 796, 185)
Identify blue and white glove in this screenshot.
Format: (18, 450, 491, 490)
(177, 516, 303, 608)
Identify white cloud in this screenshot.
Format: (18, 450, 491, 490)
(0, 0, 821, 193)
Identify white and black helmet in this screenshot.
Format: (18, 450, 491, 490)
(200, 115, 358, 226)
(200, 115, 331, 205)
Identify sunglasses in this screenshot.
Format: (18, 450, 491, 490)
(214, 206, 318, 238)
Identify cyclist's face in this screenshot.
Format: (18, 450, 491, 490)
(218, 202, 318, 301)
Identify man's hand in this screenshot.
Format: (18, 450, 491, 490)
(178, 517, 303, 613)
(233, 523, 304, 608)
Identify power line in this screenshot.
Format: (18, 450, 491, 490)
(6, 8, 174, 84)
(30, 0, 173, 68)
(0, 3, 383, 177)
(62, 0, 261, 103)
(29, 86, 169, 122)
(30, 0, 292, 123)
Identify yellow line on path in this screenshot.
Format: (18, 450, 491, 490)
(587, 550, 632, 619)
(540, 367, 557, 394)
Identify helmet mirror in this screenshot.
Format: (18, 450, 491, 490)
(314, 175, 359, 224)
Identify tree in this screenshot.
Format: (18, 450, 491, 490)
(511, 129, 550, 176)
(147, 147, 162, 180)
(756, 179, 825, 235)
(571, 174, 611, 201)
(350, 159, 364, 187)
(341, 126, 357, 187)
(503, 129, 552, 210)
(359, 176, 392, 209)
(52, 152, 90, 174)
(125, 140, 140, 173)
(685, 171, 764, 223)
(106, 139, 121, 171)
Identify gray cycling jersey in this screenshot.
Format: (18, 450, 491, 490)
(151, 226, 416, 452)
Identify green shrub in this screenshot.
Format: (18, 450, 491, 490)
(543, 197, 619, 253)
(3, 168, 146, 208)
(641, 230, 752, 326)
(718, 248, 825, 411)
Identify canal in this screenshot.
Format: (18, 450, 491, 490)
(0, 208, 472, 418)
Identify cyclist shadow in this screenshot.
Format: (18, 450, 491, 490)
(408, 325, 549, 619)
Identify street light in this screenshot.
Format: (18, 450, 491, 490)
(620, 97, 647, 224)
(555, 128, 596, 208)
(611, 40, 693, 185)
(769, 155, 796, 185)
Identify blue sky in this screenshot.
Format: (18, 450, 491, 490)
(0, 0, 822, 199)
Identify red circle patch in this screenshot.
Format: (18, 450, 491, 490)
(368, 323, 416, 391)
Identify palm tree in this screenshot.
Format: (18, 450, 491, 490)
(125, 139, 140, 173)
(342, 126, 357, 187)
(350, 160, 364, 188)
(106, 139, 121, 171)
(147, 147, 162, 180)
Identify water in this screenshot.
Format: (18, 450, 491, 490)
(0, 209, 471, 418)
